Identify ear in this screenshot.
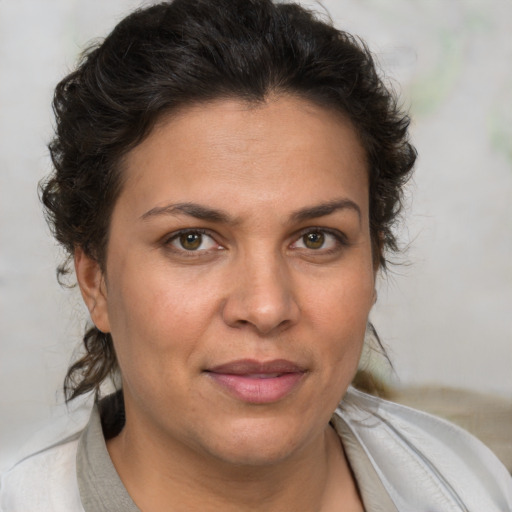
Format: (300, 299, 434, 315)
(74, 248, 111, 333)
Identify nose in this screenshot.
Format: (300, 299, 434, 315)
(221, 251, 300, 335)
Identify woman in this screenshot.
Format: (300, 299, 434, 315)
(1, 0, 511, 510)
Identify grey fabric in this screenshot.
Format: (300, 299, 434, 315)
(76, 405, 140, 512)
(332, 414, 397, 512)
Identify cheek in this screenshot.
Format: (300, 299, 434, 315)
(305, 267, 374, 371)
(105, 259, 222, 367)
(105, 280, 197, 402)
(308, 268, 374, 329)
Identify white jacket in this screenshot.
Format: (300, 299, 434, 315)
(1, 388, 511, 511)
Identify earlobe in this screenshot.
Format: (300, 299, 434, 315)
(74, 248, 111, 333)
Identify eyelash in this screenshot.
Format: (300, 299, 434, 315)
(162, 227, 349, 256)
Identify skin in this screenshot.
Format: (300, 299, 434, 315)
(76, 95, 376, 511)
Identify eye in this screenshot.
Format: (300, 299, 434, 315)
(302, 231, 326, 249)
(167, 230, 220, 252)
(290, 229, 344, 251)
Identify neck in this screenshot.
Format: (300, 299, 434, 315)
(106, 413, 362, 512)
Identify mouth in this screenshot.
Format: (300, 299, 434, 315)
(205, 359, 307, 404)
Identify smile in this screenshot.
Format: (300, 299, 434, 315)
(205, 359, 307, 404)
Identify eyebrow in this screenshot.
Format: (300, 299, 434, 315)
(290, 198, 362, 224)
(140, 198, 361, 224)
(140, 202, 234, 223)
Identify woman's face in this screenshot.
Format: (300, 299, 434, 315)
(78, 95, 376, 466)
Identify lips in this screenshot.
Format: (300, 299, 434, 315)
(205, 359, 306, 404)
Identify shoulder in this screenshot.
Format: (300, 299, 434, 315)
(335, 387, 512, 511)
(0, 436, 84, 512)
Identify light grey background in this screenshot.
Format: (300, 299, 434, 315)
(1, 0, 511, 471)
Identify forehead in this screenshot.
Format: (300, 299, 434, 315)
(117, 95, 369, 221)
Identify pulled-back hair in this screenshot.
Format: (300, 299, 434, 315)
(41, 0, 416, 401)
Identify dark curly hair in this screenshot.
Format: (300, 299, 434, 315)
(41, 0, 416, 401)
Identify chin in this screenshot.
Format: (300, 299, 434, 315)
(211, 442, 299, 468)
(199, 417, 317, 467)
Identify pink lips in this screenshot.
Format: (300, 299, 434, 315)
(206, 359, 306, 404)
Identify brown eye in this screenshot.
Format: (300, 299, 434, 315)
(179, 232, 203, 250)
(303, 232, 325, 249)
(167, 230, 220, 253)
(290, 229, 343, 253)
